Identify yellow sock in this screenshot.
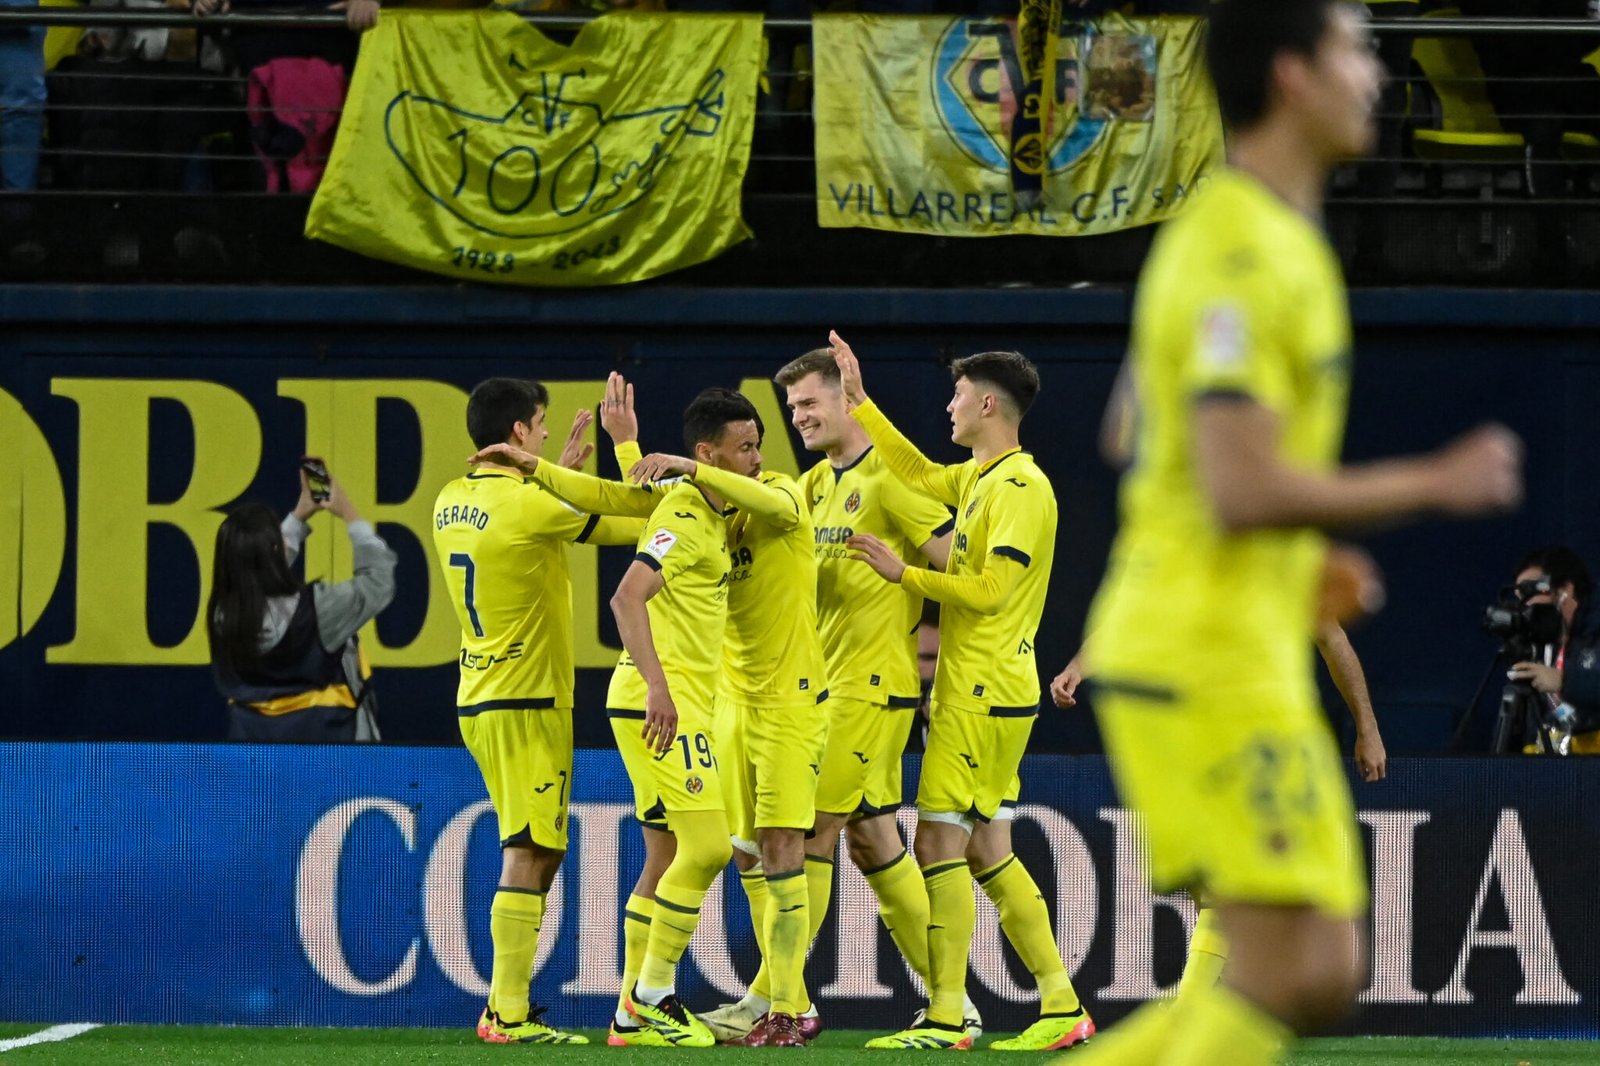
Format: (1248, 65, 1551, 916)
(619, 893, 654, 1016)
(975, 853, 1081, 1015)
(638, 810, 732, 996)
(742, 866, 774, 1002)
(748, 855, 830, 1009)
(764, 868, 810, 1015)
(922, 859, 974, 1028)
(864, 849, 932, 987)
(1157, 984, 1289, 1066)
(1176, 907, 1229, 1005)
(489, 887, 545, 1023)
(806, 853, 833, 943)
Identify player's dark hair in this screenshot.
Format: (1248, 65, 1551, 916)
(466, 377, 549, 450)
(1207, 0, 1346, 131)
(207, 502, 301, 677)
(774, 349, 842, 389)
(951, 351, 1040, 418)
(683, 387, 764, 452)
(1515, 546, 1593, 605)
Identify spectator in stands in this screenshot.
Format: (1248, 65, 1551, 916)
(190, 0, 373, 81)
(192, 0, 375, 193)
(0, 0, 46, 194)
(207, 468, 396, 742)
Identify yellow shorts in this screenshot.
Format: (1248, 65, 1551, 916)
(718, 695, 828, 847)
(1096, 686, 1368, 918)
(917, 701, 1035, 822)
(458, 705, 573, 851)
(608, 707, 725, 830)
(815, 697, 915, 817)
(993, 773, 1020, 820)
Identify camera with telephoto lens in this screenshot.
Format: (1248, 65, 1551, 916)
(1482, 576, 1565, 662)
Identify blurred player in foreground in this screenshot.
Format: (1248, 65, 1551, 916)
(1073, 2, 1521, 1063)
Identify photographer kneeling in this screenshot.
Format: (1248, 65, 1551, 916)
(1499, 546, 1600, 755)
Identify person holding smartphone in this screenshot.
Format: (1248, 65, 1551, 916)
(207, 464, 396, 742)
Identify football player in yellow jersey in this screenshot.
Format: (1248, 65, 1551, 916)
(625, 387, 829, 1048)
(696, 349, 972, 1044)
(434, 377, 650, 1046)
(473, 377, 787, 1043)
(827, 336, 1093, 1053)
(1074, 3, 1522, 1064)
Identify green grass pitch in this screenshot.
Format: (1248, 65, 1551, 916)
(0, 1025, 1594, 1064)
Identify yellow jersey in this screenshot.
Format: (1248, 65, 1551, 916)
(713, 469, 829, 706)
(802, 448, 954, 706)
(1087, 167, 1351, 703)
(850, 400, 1058, 716)
(606, 483, 732, 714)
(433, 470, 620, 712)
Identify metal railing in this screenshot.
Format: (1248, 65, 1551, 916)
(0, 10, 1596, 285)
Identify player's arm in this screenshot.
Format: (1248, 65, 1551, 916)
(580, 515, 649, 547)
(849, 533, 1027, 614)
(603, 439, 648, 537)
(625, 454, 802, 530)
(1315, 620, 1386, 782)
(886, 473, 955, 570)
(1182, 245, 1521, 531)
(1195, 402, 1520, 532)
(609, 561, 677, 754)
(533, 460, 659, 518)
(1050, 644, 1088, 708)
(1101, 358, 1136, 470)
(468, 442, 659, 518)
(829, 331, 966, 506)
(892, 472, 1045, 610)
(690, 464, 801, 530)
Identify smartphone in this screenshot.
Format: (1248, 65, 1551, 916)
(301, 456, 332, 503)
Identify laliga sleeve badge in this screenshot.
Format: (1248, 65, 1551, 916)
(643, 528, 678, 560)
(1200, 303, 1247, 372)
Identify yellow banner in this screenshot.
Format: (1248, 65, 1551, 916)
(306, 11, 761, 286)
(813, 14, 1223, 237)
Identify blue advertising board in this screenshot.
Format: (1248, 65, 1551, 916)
(2, 743, 1595, 1038)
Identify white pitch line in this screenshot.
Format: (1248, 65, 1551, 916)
(0, 1024, 103, 1053)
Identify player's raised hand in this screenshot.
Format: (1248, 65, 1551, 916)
(600, 371, 639, 444)
(628, 452, 696, 485)
(1050, 657, 1085, 708)
(846, 533, 907, 584)
(556, 408, 595, 470)
(643, 686, 679, 754)
(470, 442, 540, 474)
(1428, 423, 1523, 515)
(829, 330, 868, 406)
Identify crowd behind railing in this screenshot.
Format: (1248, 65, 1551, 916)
(0, 1, 1597, 277)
